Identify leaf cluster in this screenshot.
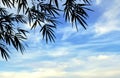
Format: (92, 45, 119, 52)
(0, 7, 28, 60)
(0, 0, 92, 60)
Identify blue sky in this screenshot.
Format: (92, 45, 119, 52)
(0, 0, 120, 78)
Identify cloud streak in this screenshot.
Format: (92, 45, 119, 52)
(0, 53, 120, 78)
(93, 0, 120, 36)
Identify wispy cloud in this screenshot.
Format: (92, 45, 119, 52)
(57, 26, 78, 40)
(95, 0, 102, 5)
(0, 53, 120, 78)
(93, 0, 120, 36)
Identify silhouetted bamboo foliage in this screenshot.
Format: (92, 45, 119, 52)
(0, 0, 92, 60)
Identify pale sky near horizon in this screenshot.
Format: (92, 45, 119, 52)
(0, 0, 120, 78)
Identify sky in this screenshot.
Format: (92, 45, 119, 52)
(0, 0, 120, 78)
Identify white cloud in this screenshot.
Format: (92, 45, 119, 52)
(89, 55, 110, 61)
(46, 47, 69, 57)
(26, 30, 43, 47)
(93, 0, 120, 36)
(95, 0, 102, 5)
(0, 54, 120, 78)
(57, 26, 77, 40)
(94, 20, 120, 36)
